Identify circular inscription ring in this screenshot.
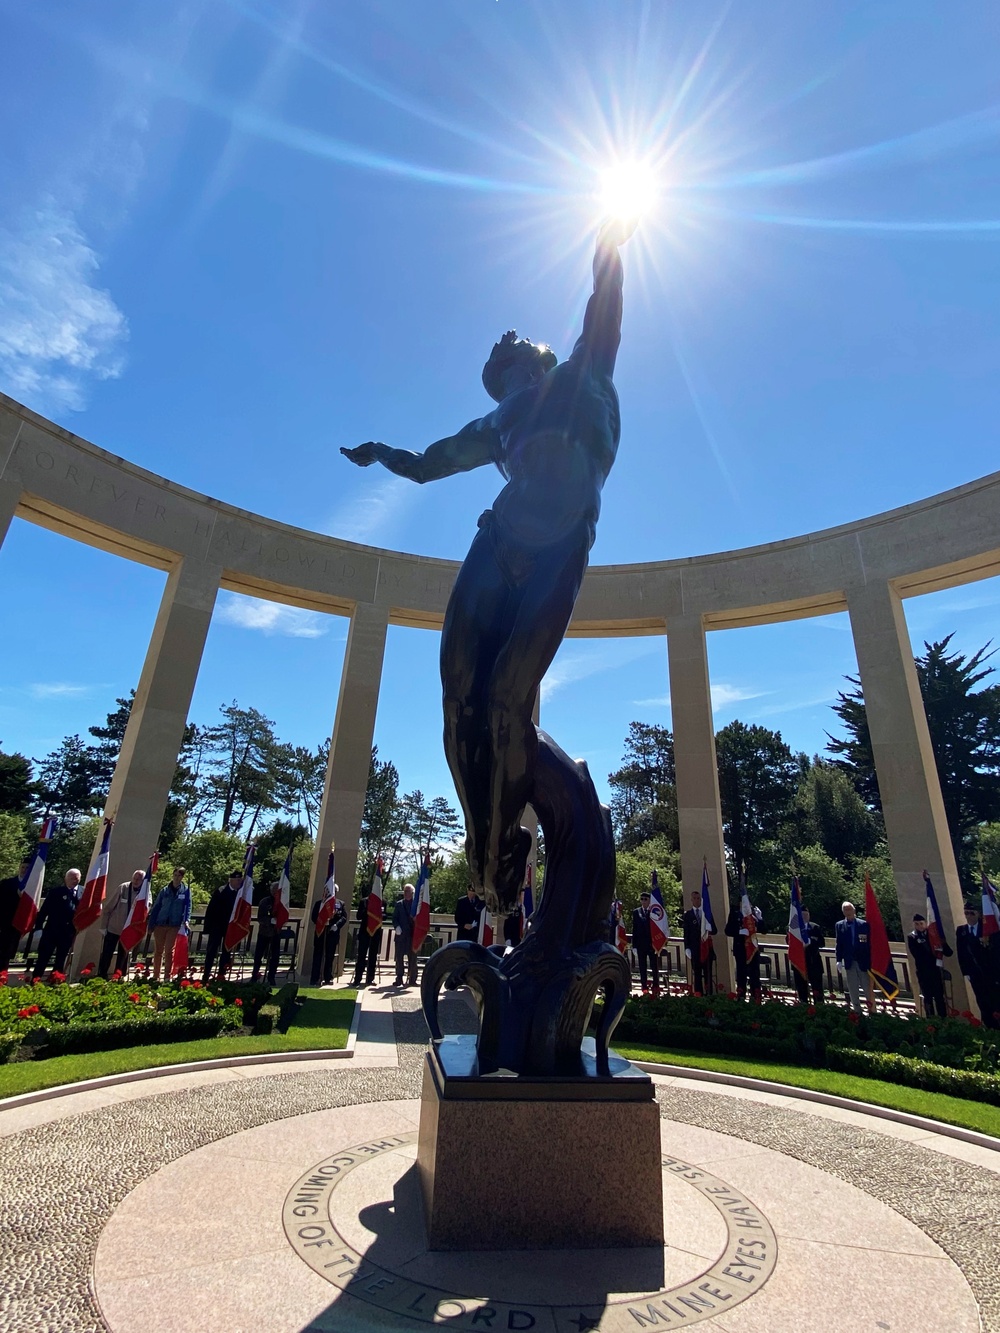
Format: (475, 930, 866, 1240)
(282, 1132, 777, 1331)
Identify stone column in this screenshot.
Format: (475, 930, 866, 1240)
(0, 474, 20, 550)
(72, 555, 223, 975)
(667, 614, 735, 993)
(300, 601, 390, 982)
(846, 579, 971, 1012)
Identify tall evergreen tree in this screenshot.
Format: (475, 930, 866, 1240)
(716, 721, 799, 878)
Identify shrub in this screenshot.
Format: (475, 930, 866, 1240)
(0, 1032, 22, 1064)
(35, 1010, 231, 1059)
(828, 1046, 1000, 1107)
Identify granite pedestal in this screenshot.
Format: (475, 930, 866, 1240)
(417, 1035, 664, 1251)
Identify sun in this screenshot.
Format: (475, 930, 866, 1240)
(597, 160, 659, 221)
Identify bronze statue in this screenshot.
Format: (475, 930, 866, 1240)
(343, 220, 635, 1075)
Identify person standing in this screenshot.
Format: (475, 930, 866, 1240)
(0, 855, 29, 976)
(99, 870, 144, 979)
(31, 869, 82, 980)
(455, 885, 482, 942)
(310, 890, 347, 986)
(632, 892, 660, 995)
(252, 882, 284, 985)
(503, 908, 522, 948)
(202, 870, 241, 982)
(147, 867, 191, 982)
(957, 903, 998, 1029)
(351, 893, 380, 987)
(796, 906, 826, 1006)
(907, 913, 952, 1019)
(725, 896, 763, 1002)
(835, 901, 871, 1015)
(682, 889, 716, 996)
(393, 883, 418, 987)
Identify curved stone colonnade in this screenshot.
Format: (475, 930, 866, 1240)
(1, 390, 998, 1002)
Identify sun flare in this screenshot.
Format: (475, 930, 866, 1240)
(597, 160, 659, 221)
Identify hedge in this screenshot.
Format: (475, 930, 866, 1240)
(0, 1033, 22, 1064)
(31, 1010, 231, 1059)
(827, 1046, 1000, 1108)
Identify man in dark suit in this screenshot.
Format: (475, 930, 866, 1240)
(455, 886, 483, 942)
(835, 901, 871, 1014)
(351, 894, 380, 987)
(796, 906, 826, 1006)
(0, 855, 29, 976)
(202, 870, 240, 982)
(957, 903, 999, 1028)
(31, 869, 82, 980)
(724, 898, 763, 1001)
(632, 892, 660, 994)
(907, 913, 952, 1019)
(682, 889, 716, 996)
(393, 883, 418, 987)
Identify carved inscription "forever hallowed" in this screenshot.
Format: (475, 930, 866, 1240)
(281, 1134, 777, 1332)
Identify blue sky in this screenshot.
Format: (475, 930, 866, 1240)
(1, 0, 999, 811)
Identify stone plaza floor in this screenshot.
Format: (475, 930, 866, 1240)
(0, 987, 998, 1333)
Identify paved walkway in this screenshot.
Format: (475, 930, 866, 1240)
(0, 986, 997, 1332)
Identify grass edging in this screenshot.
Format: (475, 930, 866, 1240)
(624, 1051, 1000, 1151)
(0, 988, 360, 1110)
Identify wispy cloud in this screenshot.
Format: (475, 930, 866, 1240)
(632, 683, 768, 713)
(324, 474, 418, 545)
(28, 682, 94, 700)
(541, 641, 658, 704)
(0, 205, 128, 413)
(215, 593, 330, 639)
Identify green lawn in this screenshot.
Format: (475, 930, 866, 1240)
(0, 989, 357, 1103)
(615, 1042, 1000, 1139)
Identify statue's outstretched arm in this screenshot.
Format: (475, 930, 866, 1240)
(570, 220, 633, 379)
(341, 416, 499, 483)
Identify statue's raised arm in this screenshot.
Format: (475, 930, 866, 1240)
(569, 217, 635, 380)
(340, 414, 499, 483)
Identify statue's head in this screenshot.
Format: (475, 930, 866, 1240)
(482, 330, 557, 402)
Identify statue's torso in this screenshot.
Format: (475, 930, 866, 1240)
(490, 355, 620, 549)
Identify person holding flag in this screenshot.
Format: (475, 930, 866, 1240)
(252, 881, 284, 985)
(455, 883, 483, 942)
(31, 868, 82, 981)
(410, 851, 432, 955)
(725, 875, 763, 1002)
(393, 883, 419, 987)
(799, 907, 826, 1006)
(146, 866, 191, 982)
(119, 853, 158, 955)
(863, 873, 898, 1006)
(98, 870, 145, 979)
(835, 900, 871, 1015)
(74, 817, 113, 933)
(312, 851, 348, 987)
(958, 896, 998, 1029)
(682, 867, 717, 996)
(608, 898, 628, 955)
(786, 877, 809, 1003)
(631, 889, 660, 995)
(223, 846, 256, 970)
(0, 852, 31, 977)
(12, 816, 57, 942)
(202, 868, 242, 982)
(350, 856, 382, 988)
(477, 902, 494, 948)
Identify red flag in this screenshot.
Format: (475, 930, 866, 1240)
(864, 874, 899, 1001)
(224, 845, 255, 952)
(786, 877, 807, 980)
(119, 852, 158, 952)
(12, 817, 57, 935)
(366, 856, 384, 936)
(411, 852, 432, 953)
(648, 870, 668, 953)
(315, 849, 337, 936)
(171, 924, 189, 977)
(74, 817, 113, 932)
(275, 848, 292, 930)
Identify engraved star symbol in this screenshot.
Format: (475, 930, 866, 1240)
(568, 1315, 602, 1332)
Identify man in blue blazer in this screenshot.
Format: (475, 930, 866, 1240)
(835, 901, 871, 1015)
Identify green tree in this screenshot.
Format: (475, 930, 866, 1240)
(829, 636, 1000, 876)
(608, 722, 677, 851)
(0, 747, 35, 816)
(0, 812, 30, 878)
(357, 746, 402, 886)
(791, 761, 881, 867)
(34, 736, 104, 828)
(200, 702, 286, 836)
(46, 814, 102, 888)
(716, 721, 799, 876)
(975, 822, 1000, 882)
(169, 827, 247, 898)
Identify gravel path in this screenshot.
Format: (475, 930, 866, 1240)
(0, 997, 995, 1332)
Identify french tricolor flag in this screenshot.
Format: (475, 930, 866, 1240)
(119, 851, 158, 952)
(316, 849, 337, 936)
(366, 856, 384, 936)
(477, 904, 494, 948)
(922, 870, 950, 958)
(410, 851, 432, 953)
(275, 847, 292, 930)
(648, 870, 668, 953)
(12, 816, 58, 935)
(786, 876, 808, 980)
(982, 871, 1000, 938)
(74, 817, 114, 932)
(224, 844, 255, 951)
(700, 862, 716, 964)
